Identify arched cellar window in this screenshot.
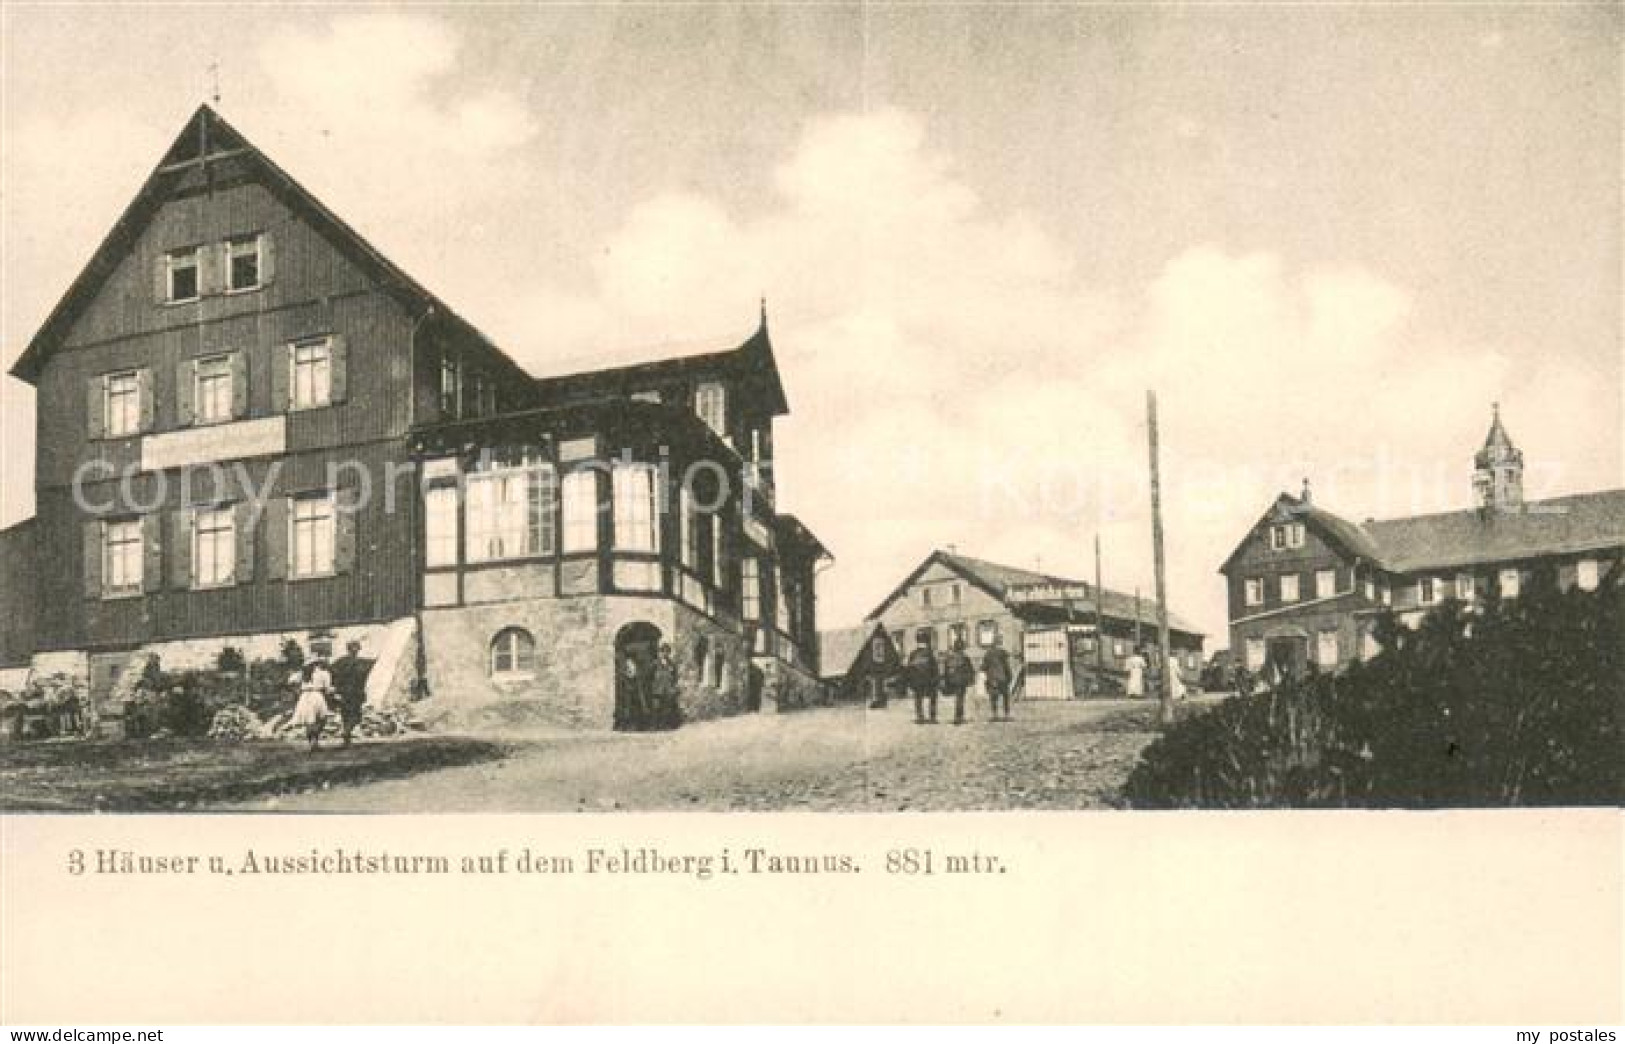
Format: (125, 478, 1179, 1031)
(490, 627, 537, 679)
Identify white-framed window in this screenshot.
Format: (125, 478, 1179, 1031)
(103, 518, 143, 595)
(167, 247, 200, 303)
(948, 622, 967, 649)
(104, 371, 141, 437)
(1316, 568, 1337, 599)
(775, 567, 791, 632)
(290, 338, 332, 410)
(612, 462, 659, 553)
(194, 354, 233, 424)
(439, 354, 463, 419)
(1270, 522, 1305, 551)
(1113, 639, 1126, 658)
(489, 627, 536, 679)
(1365, 578, 1376, 600)
(1576, 558, 1600, 592)
(870, 633, 887, 663)
(1245, 637, 1265, 671)
(227, 235, 262, 292)
(694, 382, 727, 437)
(1455, 573, 1475, 601)
(1279, 574, 1300, 603)
(1499, 567, 1521, 600)
(561, 470, 598, 553)
(1316, 629, 1339, 668)
(424, 484, 458, 568)
(1418, 577, 1441, 605)
(290, 493, 336, 578)
(711, 514, 725, 589)
(1244, 577, 1264, 607)
(192, 506, 235, 588)
(678, 486, 699, 570)
(977, 620, 998, 647)
(1381, 584, 1392, 606)
(466, 464, 555, 563)
(742, 557, 761, 620)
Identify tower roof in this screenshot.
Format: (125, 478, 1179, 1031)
(1475, 403, 1521, 468)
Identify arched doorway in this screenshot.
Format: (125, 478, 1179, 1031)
(614, 622, 663, 731)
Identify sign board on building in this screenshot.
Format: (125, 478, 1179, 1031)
(1006, 582, 1093, 605)
(141, 416, 287, 473)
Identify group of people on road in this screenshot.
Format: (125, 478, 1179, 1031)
(893, 632, 1016, 726)
(1122, 645, 1185, 701)
(287, 641, 373, 752)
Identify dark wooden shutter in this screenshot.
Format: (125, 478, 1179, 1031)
(264, 497, 289, 581)
(334, 498, 357, 574)
(175, 359, 195, 427)
(136, 368, 155, 434)
(271, 342, 290, 413)
(234, 501, 257, 583)
(86, 376, 105, 440)
(169, 510, 193, 590)
(141, 514, 163, 593)
(258, 234, 275, 286)
(329, 335, 348, 404)
(153, 255, 169, 303)
(83, 521, 102, 598)
(230, 350, 249, 419)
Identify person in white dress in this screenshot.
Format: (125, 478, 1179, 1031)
(289, 660, 333, 752)
(1124, 648, 1147, 698)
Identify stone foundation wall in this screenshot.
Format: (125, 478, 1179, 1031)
(419, 595, 755, 730)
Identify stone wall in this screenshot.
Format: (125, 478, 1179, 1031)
(419, 595, 756, 730)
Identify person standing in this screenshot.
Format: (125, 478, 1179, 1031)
(651, 643, 683, 730)
(941, 638, 976, 726)
(290, 659, 333, 752)
(330, 640, 372, 748)
(981, 631, 1014, 722)
(905, 637, 939, 725)
(1124, 646, 1148, 698)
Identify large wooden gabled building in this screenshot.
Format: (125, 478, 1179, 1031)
(0, 105, 829, 730)
(862, 549, 1206, 699)
(1220, 408, 1625, 680)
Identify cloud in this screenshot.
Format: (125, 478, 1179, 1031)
(487, 107, 1598, 638)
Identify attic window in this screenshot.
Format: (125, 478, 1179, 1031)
(1270, 523, 1305, 551)
(228, 236, 261, 292)
(167, 248, 200, 302)
(695, 382, 726, 437)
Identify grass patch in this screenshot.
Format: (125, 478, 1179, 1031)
(0, 736, 506, 812)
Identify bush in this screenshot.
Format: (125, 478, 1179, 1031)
(1125, 577, 1623, 808)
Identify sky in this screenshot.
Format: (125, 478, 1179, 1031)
(1, 4, 1620, 638)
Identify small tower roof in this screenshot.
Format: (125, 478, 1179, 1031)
(1475, 403, 1520, 467)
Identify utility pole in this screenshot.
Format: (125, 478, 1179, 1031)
(1093, 533, 1105, 694)
(1134, 587, 1143, 649)
(1147, 391, 1175, 727)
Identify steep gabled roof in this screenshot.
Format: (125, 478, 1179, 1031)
(529, 319, 790, 417)
(1218, 493, 1383, 574)
(10, 105, 529, 387)
(1224, 488, 1625, 578)
(817, 622, 891, 680)
(1362, 489, 1625, 574)
(865, 549, 1204, 636)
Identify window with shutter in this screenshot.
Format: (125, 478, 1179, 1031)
(290, 338, 333, 410)
(102, 518, 143, 596)
(192, 506, 236, 588)
(103, 371, 140, 437)
(166, 247, 200, 303)
(227, 235, 262, 292)
(290, 493, 336, 578)
(194, 355, 233, 425)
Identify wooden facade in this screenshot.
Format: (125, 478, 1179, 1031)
(2, 105, 830, 726)
(1221, 416, 1625, 680)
